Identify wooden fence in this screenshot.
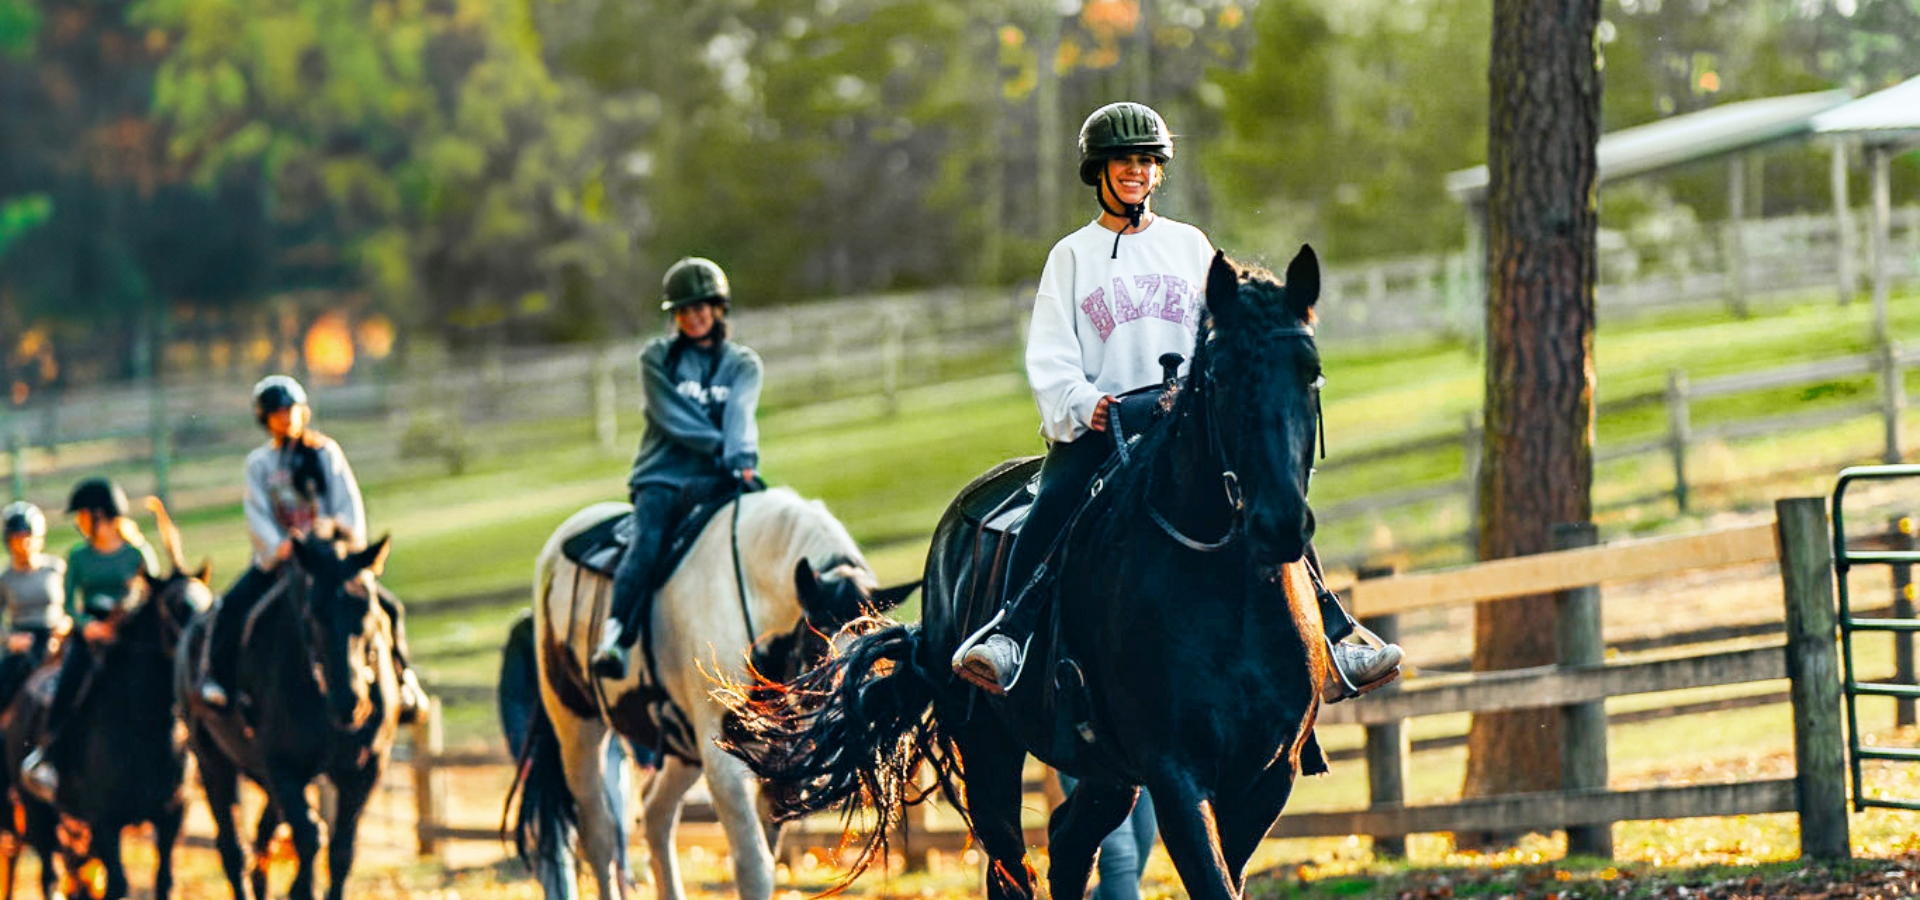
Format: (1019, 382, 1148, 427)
(394, 504, 1909, 866)
(1273, 499, 1858, 859)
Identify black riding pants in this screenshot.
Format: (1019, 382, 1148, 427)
(44, 629, 96, 740)
(205, 564, 278, 689)
(1000, 434, 1114, 634)
(997, 432, 1361, 644)
(608, 484, 683, 648)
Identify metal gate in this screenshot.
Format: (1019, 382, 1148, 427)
(1831, 463, 1920, 812)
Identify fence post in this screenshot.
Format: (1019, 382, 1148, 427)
(1777, 497, 1851, 861)
(6, 430, 23, 501)
(1552, 522, 1612, 859)
(1357, 564, 1407, 860)
(1833, 138, 1857, 306)
(1880, 339, 1906, 464)
(148, 377, 171, 505)
(592, 347, 619, 453)
(1461, 412, 1482, 556)
(1894, 515, 1916, 729)
(1666, 370, 1691, 513)
(412, 697, 446, 859)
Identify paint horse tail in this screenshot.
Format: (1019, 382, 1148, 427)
(716, 619, 961, 883)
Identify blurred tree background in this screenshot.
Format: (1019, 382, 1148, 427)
(3, 0, 1917, 391)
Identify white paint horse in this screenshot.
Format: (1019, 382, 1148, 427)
(504, 487, 915, 900)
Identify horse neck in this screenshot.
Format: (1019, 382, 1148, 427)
(1150, 386, 1237, 541)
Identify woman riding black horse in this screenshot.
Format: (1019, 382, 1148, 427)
(196, 375, 426, 717)
(723, 248, 1349, 900)
(955, 101, 1401, 702)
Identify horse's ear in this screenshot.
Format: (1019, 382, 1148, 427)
(1205, 250, 1242, 329)
(195, 560, 213, 584)
(289, 535, 325, 574)
(352, 535, 392, 578)
(866, 580, 920, 614)
(793, 558, 824, 607)
(1283, 244, 1321, 319)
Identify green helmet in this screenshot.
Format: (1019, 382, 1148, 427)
(1078, 101, 1174, 187)
(661, 258, 731, 312)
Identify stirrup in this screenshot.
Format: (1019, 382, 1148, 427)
(198, 677, 231, 709)
(1323, 627, 1403, 704)
(949, 608, 1008, 672)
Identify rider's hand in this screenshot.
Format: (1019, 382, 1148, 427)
(1088, 396, 1114, 433)
(275, 538, 294, 561)
(738, 468, 757, 484)
(82, 620, 111, 643)
(6, 633, 30, 653)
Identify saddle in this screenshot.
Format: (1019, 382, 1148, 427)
(562, 478, 762, 583)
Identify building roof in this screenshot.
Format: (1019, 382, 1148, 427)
(1812, 75, 1920, 149)
(1447, 89, 1853, 203)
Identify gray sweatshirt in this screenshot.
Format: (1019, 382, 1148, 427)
(0, 558, 69, 631)
(244, 433, 366, 567)
(627, 335, 763, 491)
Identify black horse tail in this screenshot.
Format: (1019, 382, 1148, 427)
(715, 618, 962, 881)
(499, 613, 577, 884)
(502, 694, 578, 879)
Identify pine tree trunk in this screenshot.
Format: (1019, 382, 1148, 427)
(1461, 0, 1602, 830)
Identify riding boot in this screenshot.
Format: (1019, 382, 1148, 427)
(955, 435, 1111, 695)
(197, 565, 277, 710)
(377, 587, 429, 724)
(1304, 544, 1405, 703)
(592, 485, 679, 681)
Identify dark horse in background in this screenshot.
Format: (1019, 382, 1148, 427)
(722, 248, 1335, 900)
(174, 536, 404, 900)
(0, 499, 211, 900)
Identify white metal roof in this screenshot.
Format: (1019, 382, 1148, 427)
(1447, 89, 1853, 202)
(1812, 75, 1920, 148)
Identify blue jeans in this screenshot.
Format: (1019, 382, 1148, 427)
(1058, 775, 1157, 900)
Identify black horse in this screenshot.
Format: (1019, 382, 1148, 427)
(175, 536, 403, 900)
(721, 248, 1334, 900)
(1, 513, 210, 900)
(0, 659, 67, 900)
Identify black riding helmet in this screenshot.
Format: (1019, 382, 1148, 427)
(1078, 101, 1174, 187)
(3, 501, 46, 538)
(253, 374, 309, 426)
(67, 477, 130, 519)
(661, 258, 731, 312)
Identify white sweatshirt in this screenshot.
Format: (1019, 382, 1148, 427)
(244, 434, 366, 567)
(1025, 216, 1214, 443)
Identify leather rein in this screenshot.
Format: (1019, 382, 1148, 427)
(1143, 323, 1323, 553)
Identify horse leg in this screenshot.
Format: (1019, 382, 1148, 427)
(95, 825, 127, 900)
(1213, 764, 1297, 894)
(152, 803, 184, 900)
(269, 774, 324, 900)
(321, 770, 377, 900)
(548, 707, 626, 899)
(640, 754, 700, 900)
(1045, 780, 1140, 900)
(195, 738, 250, 900)
(250, 802, 282, 900)
(697, 744, 775, 900)
(1145, 775, 1237, 900)
(952, 721, 1035, 900)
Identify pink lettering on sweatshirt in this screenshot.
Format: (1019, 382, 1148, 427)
(1081, 288, 1116, 341)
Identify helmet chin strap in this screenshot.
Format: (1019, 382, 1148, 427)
(1098, 167, 1150, 259)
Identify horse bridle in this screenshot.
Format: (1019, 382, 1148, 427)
(1147, 323, 1323, 553)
